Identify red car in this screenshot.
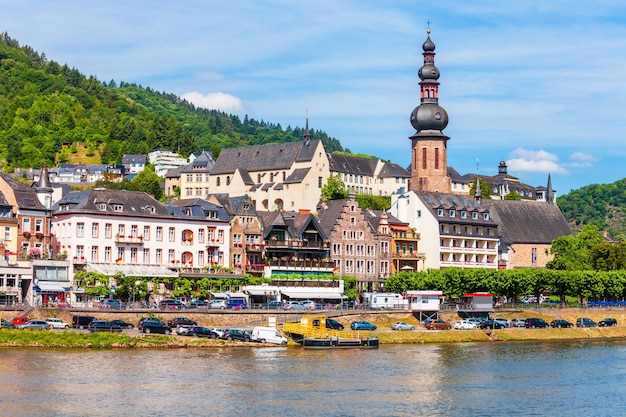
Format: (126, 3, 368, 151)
(12, 316, 30, 326)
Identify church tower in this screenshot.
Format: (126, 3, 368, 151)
(409, 29, 451, 193)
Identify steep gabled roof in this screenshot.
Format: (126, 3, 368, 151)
(377, 161, 410, 179)
(0, 174, 46, 210)
(487, 200, 572, 245)
(328, 154, 377, 176)
(316, 199, 349, 237)
(211, 140, 321, 175)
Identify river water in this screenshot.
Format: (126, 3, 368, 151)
(1, 340, 624, 417)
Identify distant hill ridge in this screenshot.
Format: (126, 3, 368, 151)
(0, 32, 344, 172)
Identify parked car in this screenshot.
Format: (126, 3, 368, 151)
(312, 318, 344, 330)
(176, 325, 192, 336)
(550, 319, 573, 328)
(187, 326, 219, 339)
(351, 320, 377, 331)
(19, 320, 51, 330)
(209, 299, 227, 309)
(141, 320, 172, 334)
(283, 301, 307, 310)
(159, 299, 186, 309)
(109, 319, 134, 329)
(392, 321, 416, 330)
(525, 318, 550, 328)
(72, 315, 96, 329)
(454, 320, 478, 330)
(425, 319, 451, 330)
(138, 317, 165, 331)
(88, 320, 123, 333)
(222, 329, 251, 342)
(300, 300, 316, 310)
(211, 328, 228, 339)
(511, 318, 527, 328)
(479, 320, 506, 330)
(491, 318, 511, 328)
(46, 318, 71, 329)
(100, 299, 126, 309)
(250, 326, 288, 345)
(598, 318, 617, 327)
(576, 318, 597, 328)
(188, 300, 209, 309)
(1, 318, 17, 329)
(260, 300, 282, 310)
(12, 316, 30, 326)
(167, 317, 197, 328)
(465, 318, 484, 327)
(226, 298, 248, 310)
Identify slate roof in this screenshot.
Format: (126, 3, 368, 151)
(122, 154, 146, 164)
(0, 174, 46, 210)
(487, 200, 572, 245)
(211, 140, 321, 175)
(165, 166, 183, 179)
(208, 194, 257, 218)
(284, 168, 311, 184)
(52, 189, 170, 217)
(316, 199, 349, 237)
(258, 210, 327, 240)
(414, 191, 497, 226)
(180, 150, 215, 173)
(377, 161, 410, 179)
(328, 154, 377, 176)
(166, 198, 229, 221)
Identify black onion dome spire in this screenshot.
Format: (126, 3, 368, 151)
(410, 29, 449, 136)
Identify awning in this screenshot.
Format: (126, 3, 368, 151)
(88, 263, 178, 278)
(210, 292, 248, 299)
(37, 282, 68, 292)
(280, 289, 343, 300)
(244, 286, 281, 296)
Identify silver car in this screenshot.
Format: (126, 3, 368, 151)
(19, 320, 51, 330)
(283, 301, 306, 310)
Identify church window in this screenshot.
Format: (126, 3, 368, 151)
(422, 148, 427, 169)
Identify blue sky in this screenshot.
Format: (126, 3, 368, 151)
(3, 0, 626, 195)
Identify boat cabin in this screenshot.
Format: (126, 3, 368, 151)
(406, 290, 443, 321)
(456, 292, 494, 318)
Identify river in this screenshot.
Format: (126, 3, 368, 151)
(1, 340, 624, 417)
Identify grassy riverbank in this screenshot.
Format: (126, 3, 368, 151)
(0, 329, 253, 348)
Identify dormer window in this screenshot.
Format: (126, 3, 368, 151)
(437, 209, 443, 217)
(113, 205, 123, 212)
(472, 212, 478, 219)
(99, 203, 107, 211)
(449, 210, 455, 217)
(461, 211, 467, 219)
(483, 213, 490, 220)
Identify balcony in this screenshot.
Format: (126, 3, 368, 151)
(392, 251, 426, 260)
(115, 235, 144, 245)
(206, 240, 221, 247)
(245, 243, 265, 252)
(265, 240, 329, 250)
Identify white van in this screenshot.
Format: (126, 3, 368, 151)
(251, 326, 288, 345)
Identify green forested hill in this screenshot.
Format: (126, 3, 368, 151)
(0, 33, 344, 171)
(557, 179, 626, 240)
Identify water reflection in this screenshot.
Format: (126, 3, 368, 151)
(0, 340, 624, 417)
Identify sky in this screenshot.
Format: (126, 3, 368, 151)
(2, 0, 626, 195)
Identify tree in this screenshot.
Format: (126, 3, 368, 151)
(128, 164, 163, 200)
(321, 174, 348, 201)
(469, 178, 492, 199)
(504, 190, 522, 200)
(547, 224, 604, 270)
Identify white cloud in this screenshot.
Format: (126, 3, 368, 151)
(564, 152, 600, 168)
(180, 92, 245, 114)
(506, 148, 567, 174)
